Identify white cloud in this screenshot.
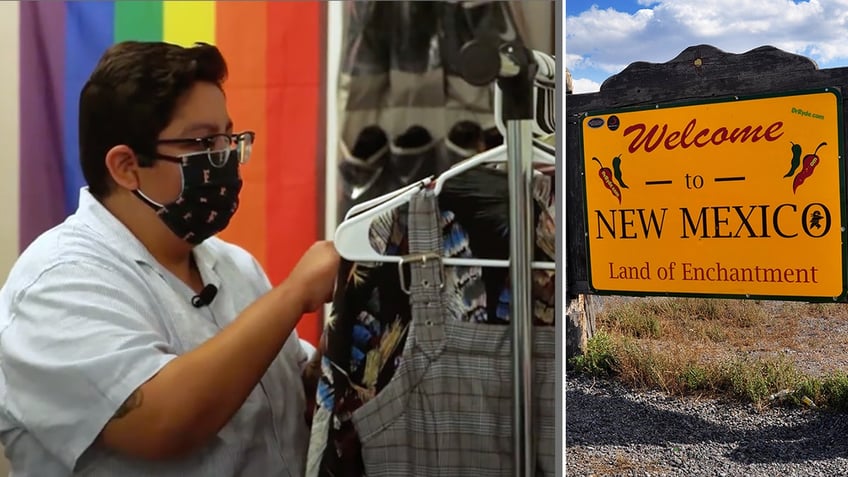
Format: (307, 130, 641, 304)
(572, 78, 602, 94)
(566, 0, 848, 86)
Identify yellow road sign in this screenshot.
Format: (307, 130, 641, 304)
(580, 89, 846, 299)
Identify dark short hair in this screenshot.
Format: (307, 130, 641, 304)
(78, 41, 228, 198)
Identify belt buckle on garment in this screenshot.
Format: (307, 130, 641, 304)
(397, 252, 445, 295)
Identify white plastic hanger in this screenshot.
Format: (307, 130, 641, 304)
(343, 142, 555, 221)
(335, 144, 557, 270)
(343, 178, 432, 221)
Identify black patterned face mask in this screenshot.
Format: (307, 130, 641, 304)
(134, 148, 243, 245)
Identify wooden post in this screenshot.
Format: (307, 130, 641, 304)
(565, 294, 598, 363)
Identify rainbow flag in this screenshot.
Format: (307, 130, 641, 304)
(8, 1, 326, 344)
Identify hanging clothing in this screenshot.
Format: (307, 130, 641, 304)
(350, 189, 556, 477)
(307, 167, 556, 477)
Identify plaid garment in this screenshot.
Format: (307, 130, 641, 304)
(306, 175, 556, 477)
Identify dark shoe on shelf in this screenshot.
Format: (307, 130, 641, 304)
(389, 125, 439, 187)
(337, 126, 391, 221)
(443, 120, 484, 168)
(483, 126, 504, 150)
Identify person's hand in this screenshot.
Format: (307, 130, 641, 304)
(287, 240, 340, 314)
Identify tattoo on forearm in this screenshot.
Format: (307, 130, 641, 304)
(112, 389, 144, 420)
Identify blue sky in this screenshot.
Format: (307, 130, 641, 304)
(565, 0, 848, 93)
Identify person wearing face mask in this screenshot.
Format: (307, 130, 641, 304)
(0, 41, 339, 476)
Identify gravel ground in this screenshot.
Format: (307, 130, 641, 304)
(566, 372, 848, 476)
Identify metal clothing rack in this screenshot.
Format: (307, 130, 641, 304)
(458, 38, 542, 477)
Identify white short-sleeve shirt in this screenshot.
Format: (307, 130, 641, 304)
(0, 188, 310, 476)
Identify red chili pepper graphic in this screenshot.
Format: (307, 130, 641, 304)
(792, 142, 827, 193)
(592, 157, 622, 203)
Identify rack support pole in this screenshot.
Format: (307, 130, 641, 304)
(496, 42, 538, 477)
(506, 118, 536, 477)
(457, 37, 540, 477)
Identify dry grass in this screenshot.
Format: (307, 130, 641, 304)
(566, 450, 669, 476)
(569, 297, 848, 409)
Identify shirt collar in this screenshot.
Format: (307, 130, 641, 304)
(74, 187, 219, 270)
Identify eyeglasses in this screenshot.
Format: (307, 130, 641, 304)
(155, 131, 256, 168)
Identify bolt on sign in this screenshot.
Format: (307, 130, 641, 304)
(579, 89, 846, 300)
